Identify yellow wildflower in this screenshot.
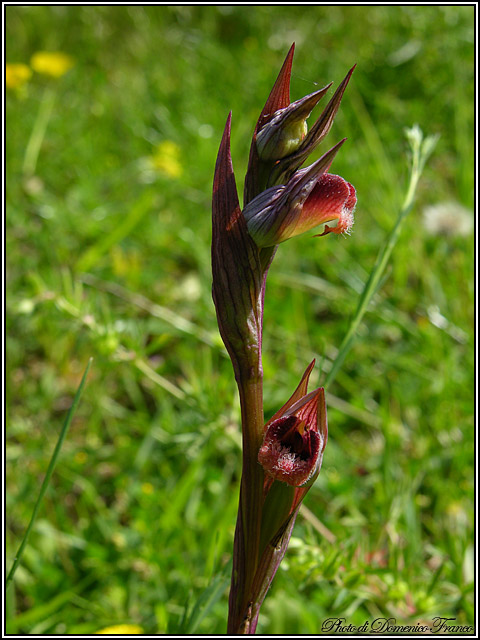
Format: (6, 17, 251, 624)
(74, 451, 87, 464)
(141, 482, 154, 495)
(110, 246, 141, 278)
(5, 63, 32, 90)
(151, 140, 183, 178)
(31, 51, 74, 78)
(96, 624, 143, 635)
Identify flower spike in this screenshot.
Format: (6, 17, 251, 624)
(214, 44, 357, 634)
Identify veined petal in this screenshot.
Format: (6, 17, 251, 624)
(265, 359, 316, 428)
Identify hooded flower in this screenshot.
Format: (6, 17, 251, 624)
(258, 367, 328, 487)
(266, 64, 356, 188)
(243, 140, 356, 247)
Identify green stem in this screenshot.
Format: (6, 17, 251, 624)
(228, 375, 265, 634)
(6, 358, 92, 589)
(22, 86, 56, 176)
(324, 127, 438, 389)
(240, 376, 265, 566)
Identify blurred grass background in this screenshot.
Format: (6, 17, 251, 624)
(5, 5, 474, 635)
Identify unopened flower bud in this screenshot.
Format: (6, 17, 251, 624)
(256, 87, 331, 162)
(256, 116, 307, 161)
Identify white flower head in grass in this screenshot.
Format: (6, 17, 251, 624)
(422, 201, 473, 237)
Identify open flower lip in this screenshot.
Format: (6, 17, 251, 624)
(258, 387, 328, 487)
(308, 174, 357, 236)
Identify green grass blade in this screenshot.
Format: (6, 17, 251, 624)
(76, 189, 155, 272)
(6, 358, 93, 589)
(324, 127, 439, 389)
(80, 272, 224, 352)
(182, 560, 232, 634)
(6, 573, 97, 634)
(22, 87, 56, 177)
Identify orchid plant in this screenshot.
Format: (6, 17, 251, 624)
(212, 44, 356, 634)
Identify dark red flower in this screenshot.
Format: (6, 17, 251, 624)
(258, 386, 328, 487)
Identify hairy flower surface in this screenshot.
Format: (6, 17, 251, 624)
(258, 387, 327, 487)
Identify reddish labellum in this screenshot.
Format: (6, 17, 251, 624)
(258, 414, 322, 486)
(258, 386, 327, 488)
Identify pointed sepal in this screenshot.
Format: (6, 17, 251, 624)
(212, 113, 264, 381)
(244, 44, 296, 205)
